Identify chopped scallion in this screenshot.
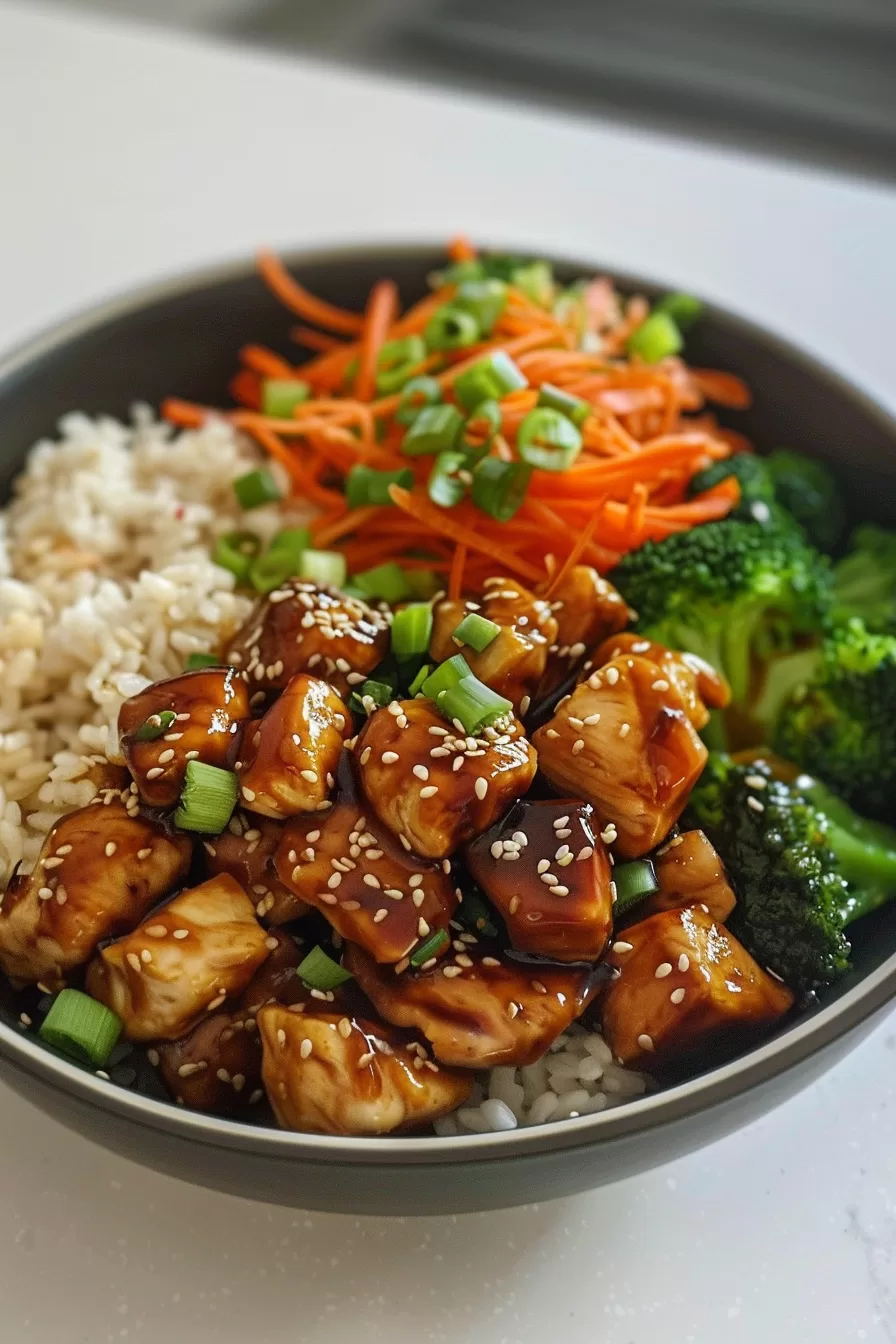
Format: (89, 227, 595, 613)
(134, 709, 177, 742)
(471, 457, 531, 522)
(537, 383, 590, 427)
(298, 549, 348, 589)
(39, 989, 122, 1069)
(395, 376, 443, 426)
(352, 561, 414, 603)
(345, 464, 413, 509)
(297, 945, 353, 990)
(428, 451, 468, 508)
(458, 890, 499, 938)
(612, 859, 659, 916)
(430, 259, 484, 287)
(454, 279, 508, 335)
(437, 674, 513, 734)
(351, 679, 395, 713)
(655, 292, 703, 331)
(261, 378, 310, 418)
(249, 550, 297, 594)
(421, 655, 472, 700)
(409, 928, 450, 968)
(391, 602, 434, 662)
(185, 652, 220, 671)
(375, 335, 427, 395)
(424, 304, 481, 352)
(453, 350, 528, 411)
(402, 403, 464, 457)
(517, 407, 583, 472)
(626, 311, 683, 364)
(212, 530, 262, 583)
(453, 612, 501, 652)
(233, 467, 282, 510)
(173, 760, 239, 834)
(460, 400, 501, 459)
(408, 663, 432, 696)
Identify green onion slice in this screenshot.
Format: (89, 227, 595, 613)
(458, 890, 499, 938)
(655, 292, 703, 331)
(351, 679, 395, 713)
(185, 652, 220, 671)
(453, 351, 528, 411)
(612, 859, 659, 916)
(409, 928, 450, 968)
(249, 550, 297, 594)
(517, 408, 583, 472)
(424, 304, 481, 352)
(261, 378, 310, 418)
(454, 279, 508, 335)
(134, 709, 177, 742)
(297, 945, 353, 990)
(428, 451, 468, 509)
(437, 674, 513, 734)
(39, 989, 123, 1069)
(173, 760, 239, 834)
(402, 403, 464, 457)
(375, 335, 427, 395)
(421, 654, 472, 700)
(471, 457, 531, 522)
(233, 467, 282, 510)
(429, 259, 484, 288)
(508, 259, 554, 307)
(453, 612, 500, 652)
(408, 663, 433, 697)
(395, 376, 443, 427)
(626, 311, 683, 364)
(298, 549, 348, 589)
(213, 530, 262, 583)
(352, 561, 414, 604)
(460, 400, 502, 459)
(391, 603, 434, 661)
(537, 383, 590, 427)
(345, 464, 413, 509)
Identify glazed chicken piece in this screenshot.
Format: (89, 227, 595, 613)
(345, 942, 600, 1068)
(156, 929, 306, 1114)
(86, 874, 270, 1041)
(602, 906, 794, 1074)
(119, 668, 250, 808)
(273, 755, 457, 965)
(203, 811, 308, 924)
(258, 1005, 472, 1135)
(355, 698, 536, 859)
(466, 798, 613, 962)
(587, 632, 730, 731)
(539, 566, 632, 696)
(532, 655, 707, 859)
(429, 576, 558, 712)
(0, 801, 191, 987)
(641, 829, 737, 922)
(224, 580, 391, 701)
(237, 674, 349, 818)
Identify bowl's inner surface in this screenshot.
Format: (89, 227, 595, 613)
(1, 245, 895, 1135)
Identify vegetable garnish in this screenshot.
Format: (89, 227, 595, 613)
(297, 945, 353, 990)
(213, 530, 262, 582)
(612, 859, 659, 916)
(437, 674, 514, 734)
(421, 654, 472, 699)
(298, 549, 348, 588)
(185, 652, 221, 670)
(39, 989, 122, 1069)
(453, 612, 500, 652)
(134, 709, 177, 742)
(163, 242, 746, 591)
(173, 760, 239, 833)
(391, 602, 434, 664)
(409, 928, 450, 968)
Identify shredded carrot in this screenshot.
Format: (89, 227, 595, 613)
(389, 488, 543, 583)
(448, 235, 477, 263)
(688, 368, 752, 409)
(291, 326, 345, 353)
(239, 345, 296, 379)
(354, 280, 399, 403)
(543, 509, 604, 597)
(257, 250, 364, 336)
(448, 544, 467, 601)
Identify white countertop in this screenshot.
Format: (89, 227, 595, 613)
(1, 4, 895, 1340)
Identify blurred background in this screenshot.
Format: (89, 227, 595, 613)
(50, 0, 896, 181)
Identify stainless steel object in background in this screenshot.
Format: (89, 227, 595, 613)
(0, 244, 894, 1215)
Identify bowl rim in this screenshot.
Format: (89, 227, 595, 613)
(1, 239, 895, 1167)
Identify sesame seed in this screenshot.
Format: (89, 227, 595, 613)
(509, 895, 520, 915)
(747, 796, 765, 813)
(507, 1002, 519, 1019)
(384, 888, 403, 900)
(443, 965, 463, 978)
(651, 679, 670, 692)
(320, 892, 338, 906)
(413, 764, 429, 781)
(37, 887, 53, 901)
(360, 746, 372, 765)
(609, 881, 618, 902)
(276, 1028, 287, 1046)
(381, 751, 399, 764)
(173, 929, 189, 940)
(373, 908, 388, 923)
(612, 940, 633, 953)
(126, 953, 142, 973)
(147, 1049, 160, 1067)
(482, 956, 501, 967)
(745, 774, 767, 789)
(185, 750, 200, 761)
(670, 988, 686, 1004)
(140, 948, 152, 963)
(545, 728, 560, 739)
(678, 953, 690, 972)
(300, 1038, 313, 1058)
(619, 723, 631, 738)
(178, 1063, 202, 1078)
(420, 785, 439, 798)
(412, 890, 425, 909)
(158, 749, 176, 765)
(474, 777, 489, 800)
(307, 830, 321, 842)
(299, 769, 318, 784)
(655, 962, 673, 978)
(637, 1033, 655, 1052)
(241, 786, 256, 801)
(605, 666, 619, 685)
(54, 844, 72, 856)
(452, 756, 464, 772)
(441, 858, 451, 873)
(338, 1017, 352, 1039)
(418, 918, 430, 937)
(326, 873, 342, 890)
(362, 873, 381, 889)
(600, 824, 618, 844)
(576, 845, 594, 861)
(145, 767, 165, 780)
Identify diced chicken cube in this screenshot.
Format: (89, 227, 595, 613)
(588, 632, 730, 730)
(119, 668, 250, 808)
(86, 874, 269, 1041)
(429, 576, 558, 712)
(532, 655, 707, 858)
(203, 812, 308, 924)
(602, 906, 794, 1073)
(157, 1011, 261, 1116)
(0, 801, 191, 987)
(258, 1005, 472, 1135)
(642, 829, 737, 922)
(355, 698, 536, 859)
(225, 581, 390, 700)
(274, 755, 457, 964)
(236, 674, 349, 818)
(539, 566, 632, 694)
(344, 942, 600, 1068)
(466, 798, 612, 961)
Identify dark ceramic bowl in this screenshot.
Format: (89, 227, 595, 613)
(1, 245, 895, 1215)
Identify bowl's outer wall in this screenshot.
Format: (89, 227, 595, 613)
(0, 246, 894, 1213)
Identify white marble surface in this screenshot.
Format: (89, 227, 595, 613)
(0, 4, 895, 1340)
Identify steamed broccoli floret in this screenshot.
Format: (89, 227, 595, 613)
(774, 619, 896, 820)
(609, 518, 833, 706)
(765, 449, 846, 552)
(689, 453, 777, 524)
(833, 525, 896, 633)
(687, 756, 896, 991)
